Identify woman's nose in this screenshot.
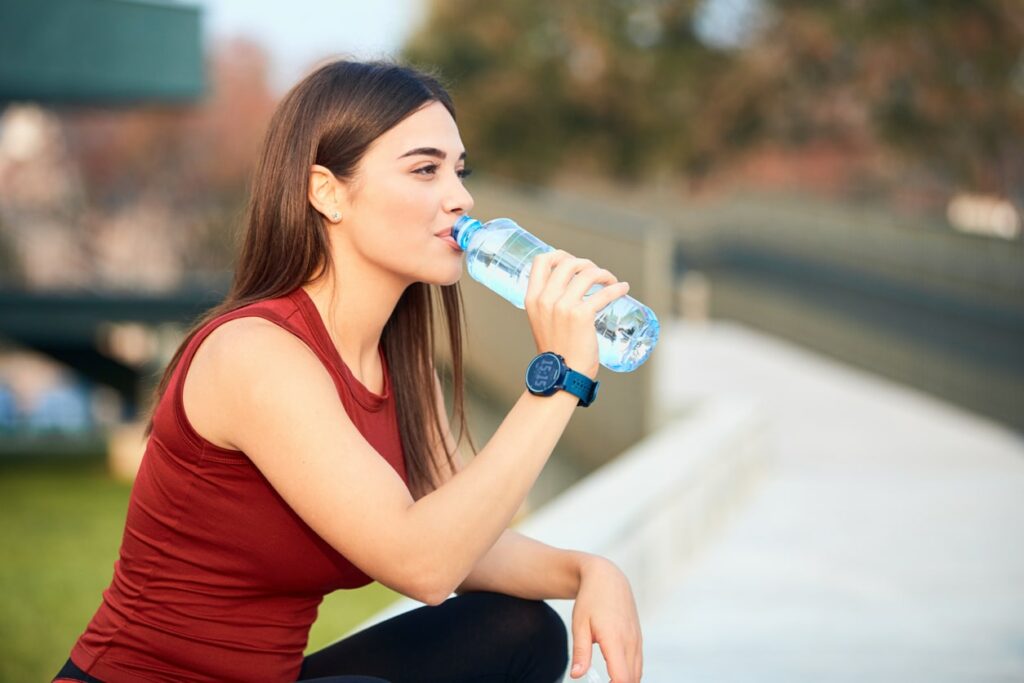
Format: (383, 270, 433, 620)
(445, 175, 474, 215)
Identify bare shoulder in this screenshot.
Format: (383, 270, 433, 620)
(183, 315, 329, 450)
(184, 315, 427, 601)
(204, 314, 302, 358)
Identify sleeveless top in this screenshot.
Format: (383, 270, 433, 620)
(69, 286, 409, 683)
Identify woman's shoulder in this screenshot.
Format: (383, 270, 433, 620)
(182, 311, 328, 452)
(198, 314, 314, 377)
(194, 291, 303, 354)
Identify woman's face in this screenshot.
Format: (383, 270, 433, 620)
(335, 100, 474, 287)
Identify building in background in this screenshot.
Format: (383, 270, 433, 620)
(0, 0, 204, 442)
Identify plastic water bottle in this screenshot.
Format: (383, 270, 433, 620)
(451, 215, 659, 372)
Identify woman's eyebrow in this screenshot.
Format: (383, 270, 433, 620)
(398, 147, 468, 161)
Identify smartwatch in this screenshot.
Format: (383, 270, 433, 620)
(525, 352, 600, 407)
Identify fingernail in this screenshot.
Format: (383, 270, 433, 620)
(572, 663, 582, 675)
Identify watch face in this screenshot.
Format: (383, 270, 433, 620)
(527, 353, 562, 392)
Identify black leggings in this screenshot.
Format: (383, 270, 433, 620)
(54, 591, 569, 683)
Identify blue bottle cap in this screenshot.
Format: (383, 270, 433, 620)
(452, 215, 484, 251)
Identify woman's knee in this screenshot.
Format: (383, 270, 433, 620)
(524, 599, 570, 678)
(466, 592, 569, 678)
(526, 599, 569, 652)
(299, 677, 391, 683)
(470, 592, 565, 637)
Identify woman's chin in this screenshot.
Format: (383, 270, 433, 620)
(419, 265, 463, 288)
(439, 271, 463, 287)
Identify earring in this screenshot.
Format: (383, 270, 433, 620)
(332, 211, 341, 222)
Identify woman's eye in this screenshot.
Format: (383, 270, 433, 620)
(413, 164, 473, 180)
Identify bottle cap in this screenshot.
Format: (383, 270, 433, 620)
(452, 215, 484, 251)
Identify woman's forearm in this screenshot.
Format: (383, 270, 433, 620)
(403, 387, 580, 603)
(454, 529, 594, 601)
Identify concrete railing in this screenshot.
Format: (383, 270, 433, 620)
(338, 396, 771, 680)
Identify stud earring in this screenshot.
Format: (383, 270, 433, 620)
(332, 211, 341, 221)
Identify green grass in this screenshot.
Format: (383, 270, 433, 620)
(0, 457, 400, 682)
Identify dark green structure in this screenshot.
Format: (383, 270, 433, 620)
(0, 0, 205, 426)
(0, 0, 204, 105)
(0, 284, 228, 418)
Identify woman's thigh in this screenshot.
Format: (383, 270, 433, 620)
(297, 591, 569, 683)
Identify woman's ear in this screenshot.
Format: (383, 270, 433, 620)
(308, 164, 346, 223)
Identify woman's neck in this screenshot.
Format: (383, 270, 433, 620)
(301, 257, 409, 385)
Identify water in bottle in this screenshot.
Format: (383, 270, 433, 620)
(451, 215, 659, 372)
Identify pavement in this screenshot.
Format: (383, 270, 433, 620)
(640, 321, 1024, 682)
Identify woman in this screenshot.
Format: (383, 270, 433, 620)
(54, 59, 642, 683)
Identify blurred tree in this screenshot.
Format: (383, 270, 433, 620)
(58, 37, 277, 276)
(402, 0, 727, 183)
(403, 0, 1024, 198)
(712, 0, 1024, 196)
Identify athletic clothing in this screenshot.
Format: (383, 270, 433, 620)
(57, 590, 570, 683)
(68, 287, 409, 682)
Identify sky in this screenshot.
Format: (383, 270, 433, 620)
(189, 0, 759, 94)
(192, 0, 427, 94)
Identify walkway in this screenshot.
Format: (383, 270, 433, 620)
(642, 321, 1024, 682)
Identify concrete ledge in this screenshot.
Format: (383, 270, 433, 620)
(520, 397, 770, 611)
(336, 397, 771, 680)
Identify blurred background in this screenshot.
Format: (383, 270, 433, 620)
(1, 0, 1022, 680)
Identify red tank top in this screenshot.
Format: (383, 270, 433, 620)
(69, 286, 409, 683)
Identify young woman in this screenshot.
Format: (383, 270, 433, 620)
(54, 59, 642, 683)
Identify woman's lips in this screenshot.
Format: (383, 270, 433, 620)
(437, 234, 461, 250)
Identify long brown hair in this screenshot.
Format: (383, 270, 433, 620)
(144, 59, 478, 499)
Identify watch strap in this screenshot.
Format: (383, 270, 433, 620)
(562, 368, 599, 407)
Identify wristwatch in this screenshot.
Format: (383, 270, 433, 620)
(525, 352, 600, 407)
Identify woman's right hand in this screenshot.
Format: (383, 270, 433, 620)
(525, 250, 631, 380)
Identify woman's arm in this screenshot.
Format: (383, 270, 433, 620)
(406, 382, 581, 602)
(431, 370, 643, 682)
(198, 250, 626, 607)
(455, 532, 644, 681)
(454, 528, 593, 600)
(428, 370, 593, 601)
(208, 317, 580, 606)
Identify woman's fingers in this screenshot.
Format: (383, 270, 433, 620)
(563, 265, 616, 304)
(630, 630, 638, 683)
(523, 248, 627, 377)
(570, 616, 593, 679)
(600, 631, 642, 683)
(630, 634, 638, 679)
(525, 250, 565, 309)
(540, 256, 596, 308)
(628, 638, 640, 682)
(598, 637, 633, 683)
(583, 281, 630, 316)
(527, 251, 626, 315)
